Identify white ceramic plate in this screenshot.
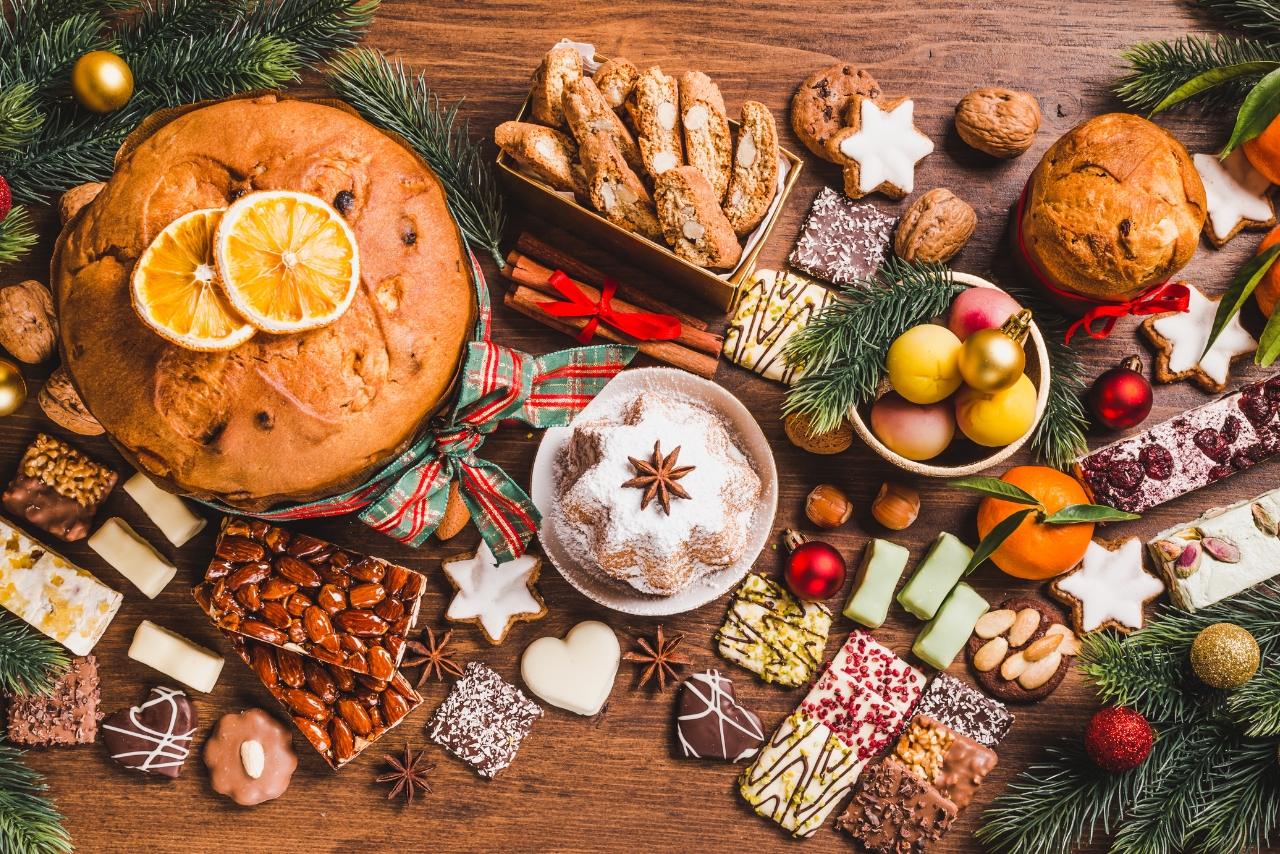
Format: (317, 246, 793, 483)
(530, 367, 778, 615)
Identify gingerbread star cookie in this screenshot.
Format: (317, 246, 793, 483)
(1194, 149, 1274, 248)
(1050, 538, 1164, 635)
(1141, 283, 1258, 393)
(442, 542, 547, 644)
(826, 95, 934, 200)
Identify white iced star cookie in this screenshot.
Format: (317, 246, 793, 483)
(826, 95, 934, 200)
(441, 542, 546, 645)
(1141, 282, 1258, 393)
(1050, 538, 1164, 635)
(1194, 149, 1274, 247)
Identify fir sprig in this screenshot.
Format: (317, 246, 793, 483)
(0, 612, 68, 699)
(781, 259, 964, 436)
(1229, 665, 1280, 735)
(1201, 0, 1280, 42)
(0, 207, 38, 266)
(324, 48, 508, 267)
(1115, 35, 1280, 112)
(0, 733, 72, 854)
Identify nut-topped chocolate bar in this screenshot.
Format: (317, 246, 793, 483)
(2, 433, 117, 541)
(194, 517, 426, 677)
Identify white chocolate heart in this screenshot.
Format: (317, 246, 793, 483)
(520, 621, 620, 715)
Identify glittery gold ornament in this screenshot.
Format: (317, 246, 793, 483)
(71, 51, 133, 114)
(0, 358, 26, 417)
(1190, 622, 1259, 689)
(957, 309, 1032, 393)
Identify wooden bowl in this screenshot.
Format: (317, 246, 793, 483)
(848, 272, 1051, 477)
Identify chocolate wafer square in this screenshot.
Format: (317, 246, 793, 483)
(427, 662, 542, 779)
(6, 655, 101, 745)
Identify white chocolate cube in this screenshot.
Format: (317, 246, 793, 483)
(128, 620, 224, 693)
(87, 518, 176, 599)
(123, 472, 207, 547)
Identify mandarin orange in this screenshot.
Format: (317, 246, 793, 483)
(1243, 118, 1280, 185)
(975, 466, 1093, 580)
(1254, 226, 1280, 318)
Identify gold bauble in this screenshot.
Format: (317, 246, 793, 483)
(71, 51, 134, 114)
(958, 328, 1025, 392)
(0, 358, 26, 417)
(1190, 622, 1259, 689)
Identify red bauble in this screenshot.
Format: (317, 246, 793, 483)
(1089, 356, 1153, 430)
(1084, 706, 1153, 772)
(783, 530, 846, 601)
(0, 175, 10, 225)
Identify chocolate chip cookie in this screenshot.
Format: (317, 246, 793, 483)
(790, 63, 882, 161)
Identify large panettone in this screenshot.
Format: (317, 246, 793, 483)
(51, 94, 476, 509)
(1017, 113, 1206, 306)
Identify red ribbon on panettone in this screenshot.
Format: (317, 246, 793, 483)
(538, 270, 682, 345)
(1015, 183, 1191, 345)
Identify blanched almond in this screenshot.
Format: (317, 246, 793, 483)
(1000, 651, 1030, 681)
(1017, 651, 1062, 690)
(974, 637, 1008, 672)
(1008, 608, 1041, 647)
(1044, 623, 1081, 656)
(975, 609, 1017, 639)
(1024, 633, 1063, 661)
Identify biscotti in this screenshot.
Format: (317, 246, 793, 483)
(494, 121, 579, 192)
(630, 66, 684, 178)
(655, 166, 743, 268)
(580, 131, 664, 242)
(593, 58, 639, 113)
(679, 71, 732, 203)
(530, 45, 583, 128)
(724, 101, 779, 235)
(562, 76, 643, 171)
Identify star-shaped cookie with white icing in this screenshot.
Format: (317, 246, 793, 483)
(442, 542, 546, 645)
(1050, 538, 1164, 635)
(1194, 149, 1274, 248)
(826, 95, 934, 200)
(1141, 282, 1258, 393)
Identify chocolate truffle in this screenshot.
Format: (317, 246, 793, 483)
(101, 687, 197, 778)
(676, 670, 764, 762)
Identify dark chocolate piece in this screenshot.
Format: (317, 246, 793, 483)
(894, 714, 998, 810)
(426, 662, 542, 779)
(101, 687, 197, 778)
(788, 187, 896, 286)
(2, 433, 116, 541)
(5, 655, 101, 745)
(966, 595, 1073, 704)
(676, 669, 764, 762)
(836, 758, 957, 852)
(913, 673, 1013, 749)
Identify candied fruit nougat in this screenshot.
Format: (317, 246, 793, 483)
(2, 433, 117, 542)
(1075, 376, 1280, 514)
(1148, 487, 1280, 611)
(427, 662, 542, 779)
(0, 518, 122, 655)
(716, 572, 832, 687)
(912, 673, 1014, 750)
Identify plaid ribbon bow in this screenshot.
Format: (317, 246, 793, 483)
(201, 253, 636, 562)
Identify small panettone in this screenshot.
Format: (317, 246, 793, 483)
(1016, 113, 1206, 307)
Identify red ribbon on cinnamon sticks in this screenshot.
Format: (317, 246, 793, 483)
(1014, 184, 1190, 345)
(539, 270, 683, 345)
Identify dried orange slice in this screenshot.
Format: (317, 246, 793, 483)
(131, 209, 256, 351)
(214, 190, 360, 333)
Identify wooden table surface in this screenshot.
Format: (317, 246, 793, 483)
(4, 1, 1273, 851)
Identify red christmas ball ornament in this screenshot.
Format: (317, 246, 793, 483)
(782, 529, 846, 601)
(1084, 706, 1153, 772)
(1089, 355, 1153, 430)
(0, 175, 10, 225)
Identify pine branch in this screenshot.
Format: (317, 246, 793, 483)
(1078, 630, 1218, 723)
(1186, 735, 1280, 854)
(0, 612, 69, 699)
(243, 0, 378, 66)
(1229, 663, 1280, 736)
(1114, 35, 1280, 112)
(781, 259, 964, 436)
(324, 47, 508, 268)
(1200, 0, 1280, 42)
(0, 734, 72, 854)
(0, 208, 38, 265)
(0, 85, 44, 154)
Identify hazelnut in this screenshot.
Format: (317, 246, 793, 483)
(893, 188, 977, 264)
(871, 482, 920, 530)
(805, 484, 852, 529)
(954, 88, 1041, 159)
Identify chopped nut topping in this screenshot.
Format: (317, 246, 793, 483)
(20, 434, 115, 507)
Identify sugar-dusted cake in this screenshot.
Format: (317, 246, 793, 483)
(557, 391, 761, 595)
(51, 94, 476, 509)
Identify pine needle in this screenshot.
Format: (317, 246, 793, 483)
(1200, 0, 1280, 42)
(0, 733, 72, 854)
(0, 612, 68, 698)
(0, 207, 38, 265)
(1114, 34, 1280, 113)
(781, 259, 964, 436)
(1230, 666, 1280, 736)
(324, 47, 508, 267)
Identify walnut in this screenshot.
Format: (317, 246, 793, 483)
(954, 88, 1041, 159)
(0, 280, 58, 364)
(58, 182, 105, 226)
(893, 188, 977, 264)
(38, 367, 103, 436)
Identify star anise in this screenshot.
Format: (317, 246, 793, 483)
(622, 625, 693, 691)
(622, 440, 695, 515)
(400, 627, 463, 690)
(375, 743, 435, 804)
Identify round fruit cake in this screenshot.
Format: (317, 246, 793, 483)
(52, 94, 476, 508)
